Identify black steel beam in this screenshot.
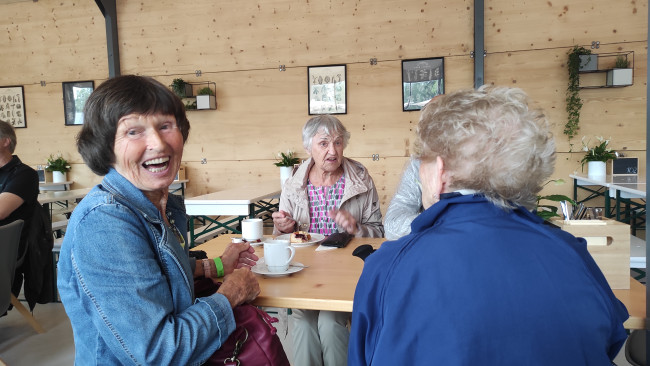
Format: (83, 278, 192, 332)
(94, 0, 120, 77)
(473, 0, 484, 88)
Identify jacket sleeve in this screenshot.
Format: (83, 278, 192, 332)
(67, 204, 235, 365)
(355, 175, 384, 238)
(273, 185, 297, 235)
(384, 158, 422, 240)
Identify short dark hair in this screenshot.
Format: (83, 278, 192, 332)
(0, 120, 17, 153)
(77, 75, 190, 175)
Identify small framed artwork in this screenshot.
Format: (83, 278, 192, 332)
(0, 86, 26, 128)
(308, 64, 347, 115)
(402, 57, 444, 111)
(63, 81, 94, 125)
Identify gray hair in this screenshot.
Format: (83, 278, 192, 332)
(302, 115, 351, 151)
(414, 85, 556, 210)
(0, 120, 17, 153)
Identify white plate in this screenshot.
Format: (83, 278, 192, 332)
(275, 233, 326, 247)
(232, 237, 266, 246)
(251, 258, 305, 277)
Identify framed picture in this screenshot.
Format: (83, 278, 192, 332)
(402, 57, 444, 111)
(0, 86, 26, 128)
(63, 81, 94, 125)
(308, 64, 347, 115)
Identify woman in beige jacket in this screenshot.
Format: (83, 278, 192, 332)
(272, 115, 383, 366)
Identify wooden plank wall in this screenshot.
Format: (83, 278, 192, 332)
(0, 0, 646, 215)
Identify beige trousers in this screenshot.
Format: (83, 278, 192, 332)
(290, 309, 350, 366)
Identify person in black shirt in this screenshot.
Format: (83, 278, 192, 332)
(0, 119, 39, 242)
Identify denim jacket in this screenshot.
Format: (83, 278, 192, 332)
(57, 169, 235, 365)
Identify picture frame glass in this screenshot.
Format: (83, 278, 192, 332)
(63, 81, 94, 125)
(402, 57, 444, 111)
(0, 86, 26, 128)
(308, 65, 346, 115)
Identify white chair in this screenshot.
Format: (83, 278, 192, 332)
(0, 219, 45, 334)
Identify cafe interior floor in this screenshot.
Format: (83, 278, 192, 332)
(0, 291, 639, 365)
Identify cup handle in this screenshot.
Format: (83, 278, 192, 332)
(285, 246, 296, 265)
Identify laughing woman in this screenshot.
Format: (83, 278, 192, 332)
(57, 75, 261, 365)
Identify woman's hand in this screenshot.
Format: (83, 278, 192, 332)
(217, 268, 260, 308)
(272, 210, 296, 233)
(221, 241, 258, 275)
(328, 208, 358, 235)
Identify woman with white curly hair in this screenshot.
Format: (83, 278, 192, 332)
(349, 86, 628, 365)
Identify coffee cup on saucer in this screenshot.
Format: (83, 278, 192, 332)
(263, 239, 296, 273)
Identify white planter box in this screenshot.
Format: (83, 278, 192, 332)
(606, 68, 633, 86)
(196, 95, 216, 110)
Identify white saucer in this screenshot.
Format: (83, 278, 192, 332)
(251, 257, 305, 277)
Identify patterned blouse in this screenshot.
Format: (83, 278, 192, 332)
(307, 174, 345, 235)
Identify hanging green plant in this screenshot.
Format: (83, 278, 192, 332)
(565, 45, 592, 141)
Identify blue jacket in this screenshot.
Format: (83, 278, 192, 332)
(349, 194, 629, 365)
(57, 169, 235, 365)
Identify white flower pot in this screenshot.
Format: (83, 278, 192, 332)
(280, 166, 293, 186)
(606, 68, 633, 86)
(52, 171, 67, 183)
(587, 161, 606, 180)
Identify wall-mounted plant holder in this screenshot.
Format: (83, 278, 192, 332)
(181, 81, 217, 111)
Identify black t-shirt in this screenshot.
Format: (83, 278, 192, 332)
(0, 155, 39, 227)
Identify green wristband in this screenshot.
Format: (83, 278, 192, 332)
(214, 257, 225, 278)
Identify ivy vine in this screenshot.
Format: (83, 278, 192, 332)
(565, 45, 592, 141)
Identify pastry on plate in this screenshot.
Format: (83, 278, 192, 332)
(290, 231, 312, 243)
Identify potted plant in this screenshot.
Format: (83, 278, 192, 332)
(275, 151, 300, 185)
(607, 54, 633, 86)
(535, 179, 576, 220)
(565, 45, 592, 141)
(170, 78, 193, 98)
(45, 154, 71, 183)
(196, 86, 216, 110)
(580, 136, 617, 179)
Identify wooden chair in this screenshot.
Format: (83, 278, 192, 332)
(0, 219, 45, 334)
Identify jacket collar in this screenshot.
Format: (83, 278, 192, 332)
(100, 168, 179, 224)
(287, 157, 372, 196)
(0, 155, 20, 172)
(410, 193, 541, 234)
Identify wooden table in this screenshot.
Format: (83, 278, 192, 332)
(185, 181, 281, 247)
(39, 180, 73, 191)
(37, 187, 91, 205)
(196, 234, 647, 329)
(570, 173, 646, 229)
(169, 179, 189, 197)
(197, 234, 369, 312)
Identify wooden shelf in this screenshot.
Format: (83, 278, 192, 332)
(578, 51, 634, 88)
(182, 81, 217, 111)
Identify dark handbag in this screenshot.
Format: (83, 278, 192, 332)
(194, 278, 290, 366)
(321, 232, 353, 248)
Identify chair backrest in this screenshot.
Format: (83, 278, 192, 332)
(0, 220, 24, 315)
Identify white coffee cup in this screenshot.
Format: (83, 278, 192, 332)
(242, 218, 263, 241)
(263, 239, 296, 273)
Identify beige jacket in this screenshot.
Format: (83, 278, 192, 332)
(274, 157, 384, 238)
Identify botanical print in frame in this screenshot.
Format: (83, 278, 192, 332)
(0, 86, 26, 128)
(308, 64, 347, 115)
(63, 81, 94, 125)
(402, 57, 444, 111)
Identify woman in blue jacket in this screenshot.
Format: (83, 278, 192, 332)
(349, 86, 629, 365)
(57, 75, 260, 365)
